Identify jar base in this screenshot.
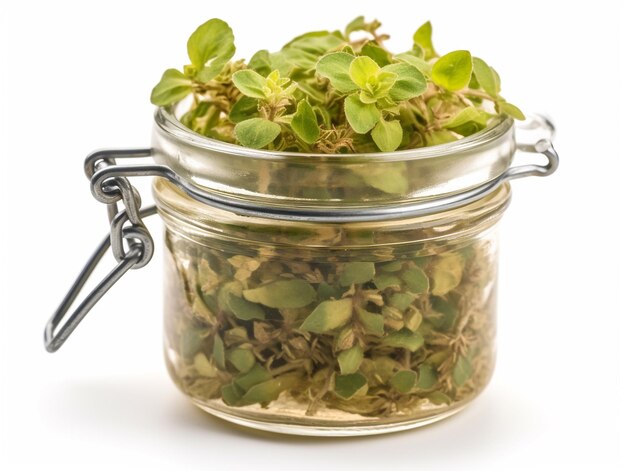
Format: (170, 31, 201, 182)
(190, 398, 469, 437)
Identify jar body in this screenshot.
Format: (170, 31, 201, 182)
(156, 178, 509, 435)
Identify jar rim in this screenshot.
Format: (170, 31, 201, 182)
(154, 105, 514, 162)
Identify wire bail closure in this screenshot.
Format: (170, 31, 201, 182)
(44, 115, 559, 352)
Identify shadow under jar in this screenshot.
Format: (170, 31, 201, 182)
(150, 108, 556, 436)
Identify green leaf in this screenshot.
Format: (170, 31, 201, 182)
(380, 260, 403, 272)
(248, 49, 272, 76)
(227, 293, 266, 321)
(187, 18, 235, 81)
(316, 52, 357, 93)
(371, 119, 403, 152)
(229, 96, 259, 123)
(299, 298, 353, 333)
(498, 101, 526, 120)
(291, 100, 319, 144)
(243, 279, 316, 308)
(221, 383, 244, 406)
(373, 273, 402, 290)
(354, 162, 409, 194)
(361, 42, 392, 66)
(334, 373, 368, 399)
(356, 308, 385, 336)
(241, 374, 300, 405)
(388, 292, 416, 311)
(383, 63, 427, 101)
(241, 379, 282, 404)
(427, 391, 452, 405)
(429, 297, 458, 331)
(382, 328, 424, 352)
(443, 107, 488, 128)
(317, 281, 343, 301)
(339, 262, 376, 286)
(212, 335, 226, 370)
(348, 56, 381, 89)
(472, 57, 499, 97)
(234, 363, 272, 391)
(396, 52, 432, 76)
(390, 370, 417, 393)
(345, 16, 366, 36)
(150, 69, 193, 106)
(443, 107, 489, 137)
(234, 118, 281, 149)
(417, 364, 438, 389)
(400, 266, 429, 294)
(227, 348, 256, 373)
(344, 94, 381, 133)
(452, 355, 473, 386)
(338, 345, 364, 374)
(431, 50, 473, 91)
(413, 21, 436, 60)
(430, 253, 465, 296)
(231, 69, 268, 99)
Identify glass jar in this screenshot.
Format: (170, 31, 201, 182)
(45, 107, 558, 437)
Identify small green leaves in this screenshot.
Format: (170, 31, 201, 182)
(472, 57, 499, 97)
(334, 373, 368, 399)
(371, 119, 403, 152)
(497, 101, 526, 120)
(150, 69, 193, 106)
(291, 100, 320, 144)
(155, 18, 523, 155)
(383, 63, 427, 101)
(374, 273, 402, 290)
(417, 364, 438, 389)
(432, 50, 473, 91)
(390, 370, 417, 393)
(187, 18, 235, 82)
(227, 348, 256, 373)
(229, 96, 259, 123)
(344, 94, 381, 133)
(430, 252, 465, 296)
(338, 345, 364, 374)
(452, 355, 473, 386)
(212, 335, 226, 370)
(400, 266, 429, 294)
(243, 279, 316, 308)
(227, 293, 266, 321)
(248, 49, 272, 76)
(382, 328, 424, 351)
(316, 52, 358, 93)
(339, 262, 376, 286)
(356, 308, 385, 336)
(234, 363, 272, 390)
(299, 298, 353, 333)
(413, 21, 436, 60)
(232, 69, 268, 99)
(234, 118, 281, 149)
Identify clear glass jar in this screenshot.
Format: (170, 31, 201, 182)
(45, 106, 556, 437)
(150, 107, 539, 436)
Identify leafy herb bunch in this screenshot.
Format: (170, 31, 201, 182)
(151, 17, 524, 153)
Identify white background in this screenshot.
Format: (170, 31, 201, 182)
(1, 1, 624, 469)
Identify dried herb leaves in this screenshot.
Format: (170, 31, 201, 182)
(165, 231, 497, 418)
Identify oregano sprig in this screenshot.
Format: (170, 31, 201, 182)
(151, 17, 525, 153)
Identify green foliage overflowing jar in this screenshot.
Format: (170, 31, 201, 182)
(45, 17, 559, 436)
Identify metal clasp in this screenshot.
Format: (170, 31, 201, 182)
(44, 149, 158, 352)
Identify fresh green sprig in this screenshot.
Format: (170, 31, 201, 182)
(151, 17, 524, 153)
